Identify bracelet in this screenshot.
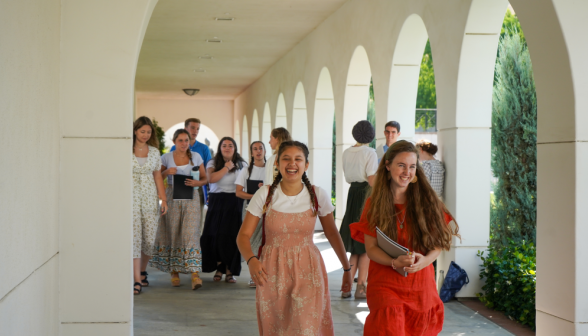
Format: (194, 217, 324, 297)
(343, 264, 353, 272)
(391, 258, 397, 270)
(247, 256, 258, 265)
(161, 200, 167, 203)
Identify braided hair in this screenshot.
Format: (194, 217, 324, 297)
(248, 141, 267, 177)
(262, 141, 318, 216)
(172, 129, 194, 165)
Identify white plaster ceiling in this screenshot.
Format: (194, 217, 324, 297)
(135, 0, 348, 100)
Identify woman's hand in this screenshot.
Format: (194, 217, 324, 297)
(224, 160, 235, 171)
(160, 200, 168, 215)
(184, 178, 202, 187)
(395, 253, 415, 268)
(165, 167, 177, 176)
(341, 270, 353, 293)
(404, 253, 430, 274)
(248, 258, 268, 286)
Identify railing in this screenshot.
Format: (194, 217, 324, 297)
(415, 108, 437, 132)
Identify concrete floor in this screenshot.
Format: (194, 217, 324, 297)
(134, 234, 513, 336)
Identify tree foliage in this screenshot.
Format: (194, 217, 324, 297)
(415, 40, 437, 131)
(490, 30, 537, 245)
(152, 118, 166, 155)
(367, 79, 376, 149)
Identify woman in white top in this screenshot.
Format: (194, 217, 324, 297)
(150, 129, 207, 290)
(201, 137, 248, 283)
(339, 120, 378, 299)
(235, 141, 266, 288)
(264, 127, 291, 185)
(416, 140, 445, 199)
(132, 117, 168, 295)
(237, 141, 352, 335)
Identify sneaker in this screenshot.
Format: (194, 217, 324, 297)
(249, 279, 256, 288)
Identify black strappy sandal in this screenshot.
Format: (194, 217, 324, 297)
(134, 282, 143, 295)
(141, 271, 149, 287)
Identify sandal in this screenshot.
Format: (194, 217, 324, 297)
(355, 284, 367, 300)
(171, 272, 180, 287)
(225, 274, 237, 283)
(133, 282, 142, 295)
(191, 273, 203, 290)
(213, 272, 223, 282)
(141, 271, 149, 287)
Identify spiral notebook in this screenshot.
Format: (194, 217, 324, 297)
(376, 227, 409, 277)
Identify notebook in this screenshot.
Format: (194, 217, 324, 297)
(173, 175, 194, 200)
(376, 227, 410, 277)
(246, 179, 264, 196)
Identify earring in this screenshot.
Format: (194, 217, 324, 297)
(410, 175, 418, 184)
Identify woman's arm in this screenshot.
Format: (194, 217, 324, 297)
(404, 248, 441, 274)
(237, 212, 268, 286)
(367, 174, 375, 187)
(152, 170, 168, 215)
(320, 213, 352, 293)
(185, 164, 208, 187)
(207, 166, 228, 183)
(364, 234, 414, 268)
(236, 184, 253, 200)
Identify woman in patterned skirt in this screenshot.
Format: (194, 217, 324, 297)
(150, 129, 208, 290)
(237, 141, 353, 335)
(132, 116, 168, 295)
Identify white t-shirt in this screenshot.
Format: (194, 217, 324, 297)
(160, 151, 204, 185)
(264, 153, 278, 185)
(247, 184, 334, 218)
(207, 160, 248, 193)
(342, 146, 378, 183)
(235, 165, 266, 193)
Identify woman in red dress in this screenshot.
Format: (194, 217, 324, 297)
(350, 140, 459, 336)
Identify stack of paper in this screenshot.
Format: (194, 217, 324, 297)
(376, 227, 410, 277)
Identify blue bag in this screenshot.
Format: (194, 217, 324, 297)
(439, 261, 469, 302)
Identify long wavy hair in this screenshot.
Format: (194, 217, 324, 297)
(248, 141, 266, 177)
(213, 137, 246, 173)
(133, 116, 159, 150)
(263, 141, 318, 216)
(367, 140, 459, 253)
(172, 129, 194, 165)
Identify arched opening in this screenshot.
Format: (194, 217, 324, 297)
(262, 103, 272, 157)
(242, 115, 250, 159)
(275, 93, 288, 129)
(292, 82, 309, 144)
(164, 122, 219, 155)
(234, 119, 241, 152)
(251, 109, 260, 143)
(335, 46, 372, 225)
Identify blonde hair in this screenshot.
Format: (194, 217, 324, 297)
(270, 127, 292, 154)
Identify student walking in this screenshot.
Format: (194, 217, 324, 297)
(376, 121, 401, 162)
(150, 129, 208, 290)
(339, 120, 378, 299)
(235, 141, 267, 288)
(264, 127, 291, 185)
(237, 141, 353, 336)
(350, 140, 460, 335)
(132, 116, 168, 295)
(200, 137, 247, 283)
(417, 140, 445, 199)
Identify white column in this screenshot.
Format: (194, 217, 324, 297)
(59, 1, 157, 335)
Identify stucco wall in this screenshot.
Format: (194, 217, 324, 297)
(135, 98, 234, 145)
(0, 0, 61, 335)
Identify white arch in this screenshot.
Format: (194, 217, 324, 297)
(388, 14, 429, 141)
(242, 115, 249, 159)
(234, 119, 241, 152)
(262, 102, 272, 157)
(251, 109, 260, 142)
(275, 93, 288, 129)
(335, 46, 372, 225)
(292, 82, 309, 144)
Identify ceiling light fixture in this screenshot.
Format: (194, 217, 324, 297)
(199, 55, 213, 60)
(193, 68, 206, 73)
(215, 17, 234, 21)
(183, 89, 200, 96)
(206, 38, 222, 43)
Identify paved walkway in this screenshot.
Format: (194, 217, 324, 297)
(134, 234, 513, 335)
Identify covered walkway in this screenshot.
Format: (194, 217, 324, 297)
(134, 234, 513, 336)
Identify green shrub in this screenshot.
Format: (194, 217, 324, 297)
(477, 240, 536, 330)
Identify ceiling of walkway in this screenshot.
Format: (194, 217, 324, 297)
(135, 0, 347, 100)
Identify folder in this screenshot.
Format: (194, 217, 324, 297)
(173, 175, 194, 200)
(376, 227, 409, 277)
(246, 179, 264, 196)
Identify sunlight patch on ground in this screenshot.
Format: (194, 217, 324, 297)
(355, 311, 368, 325)
(357, 302, 368, 308)
(320, 248, 342, 273)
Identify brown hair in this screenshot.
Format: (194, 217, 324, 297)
(385, 120, 401, 132)
(270, 127, 292, 154)
(172, 129, 194, 165)
(416, 140, 438, 156)
(248, 141, 266, 177)
(213, 137, 246, 173)
(367, 140, 459, 253)
(184, 118, 201, 127)
(263, 141, 318, 216)
(133, 116, 159, 150)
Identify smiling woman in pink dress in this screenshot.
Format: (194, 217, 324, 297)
(237, 141, 353, 336)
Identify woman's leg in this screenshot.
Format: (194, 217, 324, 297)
(349, 254, 359, 281)
(133, 258, 142, 292)
(357, 253, 369, 286)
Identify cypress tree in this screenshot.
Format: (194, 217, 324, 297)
(490, 30, 537, 245)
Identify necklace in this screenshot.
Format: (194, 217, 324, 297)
(280, 183, 302, 205)
(397, 208, 407, 229)
(134, 144, 147, 151)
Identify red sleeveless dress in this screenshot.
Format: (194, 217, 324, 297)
(350, 198, 452, 336)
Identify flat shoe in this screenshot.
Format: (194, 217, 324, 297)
(341, 291, 352, 299)
(355, 284, 367, 300)
(249, 279, 256, 288)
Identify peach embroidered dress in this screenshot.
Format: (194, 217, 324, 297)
(247, 184, 335, 336)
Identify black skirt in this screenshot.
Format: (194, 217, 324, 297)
(200, 192, 244, 275)
(339, 182, 370, 255)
